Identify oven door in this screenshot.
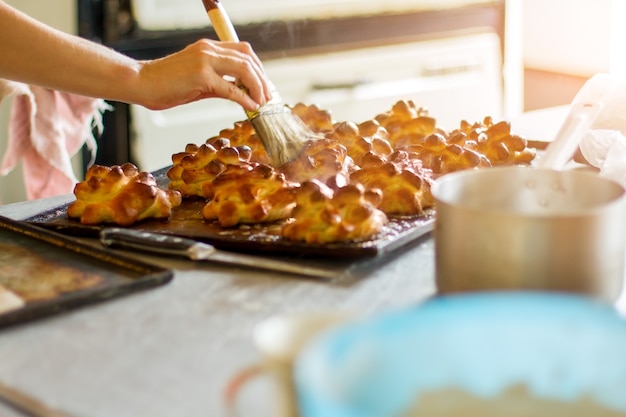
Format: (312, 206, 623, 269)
(130, 32, 502, 171)
(277, 32, 503, 127)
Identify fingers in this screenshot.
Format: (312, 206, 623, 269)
(224, 41, 265, 78)
(134, 39, 273, 111)
(205, 40, 273, 106)
(212, 78, 260, 111)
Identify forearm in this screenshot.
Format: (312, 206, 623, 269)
(0, 1, 143, 103)
(0, 1, 271, 110)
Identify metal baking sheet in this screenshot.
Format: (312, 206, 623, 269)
(24, 168, 435, 258)
(0, 215, 173, 329)
(25, 200, 435, 258)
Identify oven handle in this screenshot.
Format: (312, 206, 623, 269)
(310, 80, 372, 91)
(308, 60, 482, 93)
(305, 73, 479, 104)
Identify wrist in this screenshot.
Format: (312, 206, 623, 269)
(103, 58, 146, 105)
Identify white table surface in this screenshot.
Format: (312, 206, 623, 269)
(1, 106, 624, 417)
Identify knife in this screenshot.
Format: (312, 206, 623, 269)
(0, 284, 24, 314)
(99, 228, 341, 280)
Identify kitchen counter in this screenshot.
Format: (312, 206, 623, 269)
(1, 106, 624, 417)
(0, 195, 437, 417)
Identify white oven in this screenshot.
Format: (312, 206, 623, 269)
(126, 0, 506, 172)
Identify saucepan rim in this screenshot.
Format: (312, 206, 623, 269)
(431, 165, 626, 217)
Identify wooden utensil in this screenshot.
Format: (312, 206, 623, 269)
(0, 381, 76, 417)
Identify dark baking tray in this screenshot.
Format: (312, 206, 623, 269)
(24, 167, 435, 258)
(0, 215, 173, 329)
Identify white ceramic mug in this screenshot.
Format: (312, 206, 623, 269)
(225, 312, 352, 417)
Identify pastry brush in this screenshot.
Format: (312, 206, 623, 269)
(201, 0, 323, 166)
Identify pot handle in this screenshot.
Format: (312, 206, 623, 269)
(538, 73, 621, 170)
(538, 100, 604, 170)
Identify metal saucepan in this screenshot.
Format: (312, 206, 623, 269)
(431, 87, 626, 302)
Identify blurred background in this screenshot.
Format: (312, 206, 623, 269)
(0, 0, 623, 203)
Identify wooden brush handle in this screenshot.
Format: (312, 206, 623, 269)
(201, 0, 240, 42)
(201, 0, 264, 120)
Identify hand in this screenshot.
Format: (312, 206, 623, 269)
(135, 39, 273, 111)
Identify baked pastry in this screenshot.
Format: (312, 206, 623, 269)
(279, 138, 356, 184)
(411, 132, 491, 175)
(68, 163, 182, 226)
(211, 120, 271, 165)
(168, 143, 215, 198)
(167, 139, 253, 198)
(291, 102, 335, 133)
(374, 100, 442, 149)
(202, 163, 297, 227)
(451, 117, 536, 166)
(351, 150, 434, 216)
(327, 121, 393, 166)
(281, 177, 387, 244)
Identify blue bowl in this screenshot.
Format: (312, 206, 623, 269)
(295, 293, 626, 417)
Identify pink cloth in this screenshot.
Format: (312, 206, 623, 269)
(0, 80, 109, 200)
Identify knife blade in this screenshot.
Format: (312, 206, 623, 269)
(99, 228, 342, 280)
(0, 284, 25, 314)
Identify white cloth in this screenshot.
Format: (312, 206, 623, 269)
(575, 74, 626, 188)
(0, 79, 109, 200)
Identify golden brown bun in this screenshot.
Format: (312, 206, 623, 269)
(202, 163, 297, 227)
(374, 100, 442, 149)
(211, 120, 271, 165)
(327, 120, 393, 166)
(351, 150, 434, 216)
(409, 132, 492, 175)
(452, 117, 536, 166)
(281, 177, 387, 244)
(167, 139, 253, 198)
(68, 163, 182, 226)
(279, 138, 356, 184)
(291, 102, 335, 133)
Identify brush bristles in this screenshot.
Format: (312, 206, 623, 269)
(251, 103, 323, 166)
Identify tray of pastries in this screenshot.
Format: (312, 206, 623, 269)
(25, 101, 537, 258)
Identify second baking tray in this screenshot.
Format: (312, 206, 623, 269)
(0, 215, 173, 330)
